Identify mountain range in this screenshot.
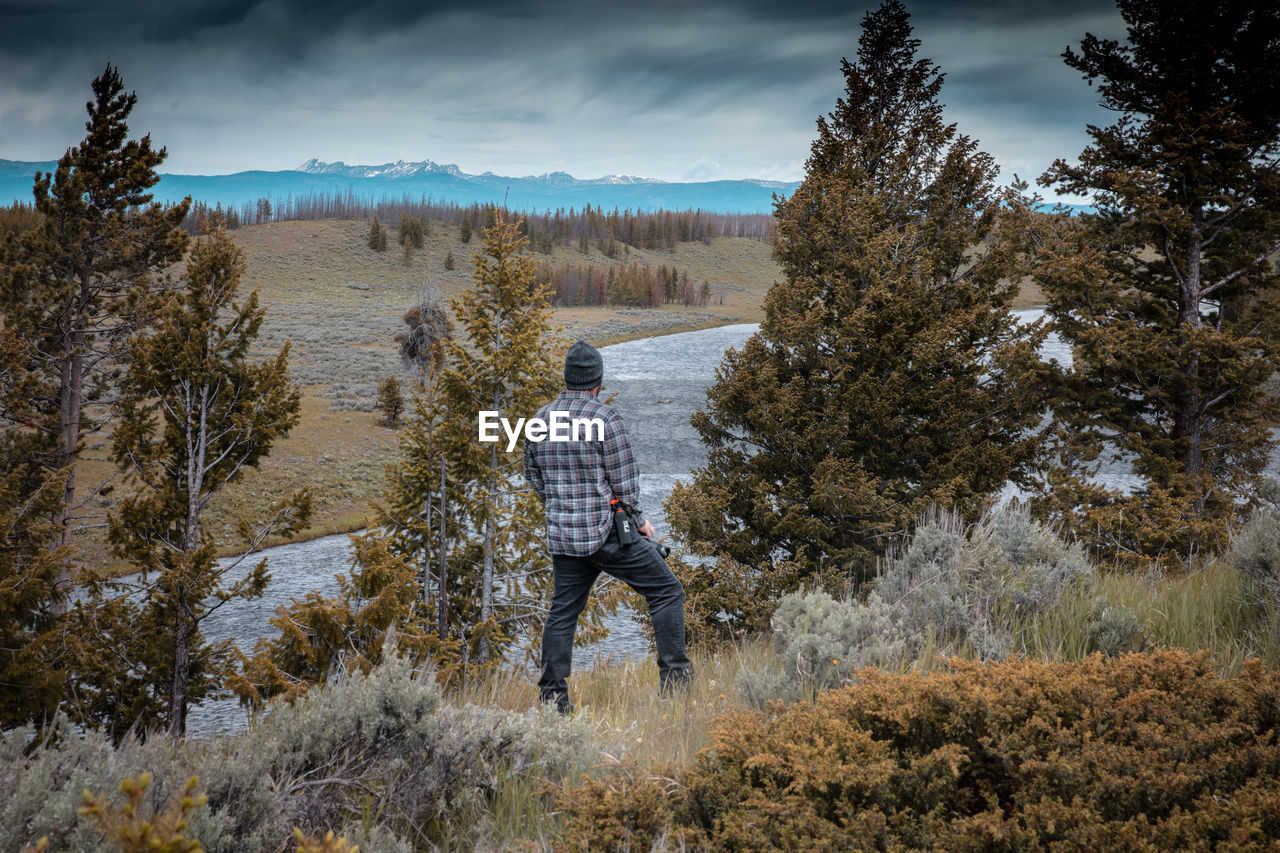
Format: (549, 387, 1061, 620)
(0, 157, 799, 214)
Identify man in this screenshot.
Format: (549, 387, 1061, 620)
(524, 339, 692, 714)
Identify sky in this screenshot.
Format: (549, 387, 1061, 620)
(0, 0, 1125, 202)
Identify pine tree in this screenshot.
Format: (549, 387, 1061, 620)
(460, 214, 472, 243)
(665, 1, 1045, 631)
(88, 220, 310, 736)
(0, 326, 71, 729)
(376, 375, 404, 426)
(0, 65, 190, 599)
(1033, 0, 1280, 567)
(368, 216, 387, 251)
(444, 250, 455, 270)
(398, 213, 424, 249)
(378, 215, 618, 667)
(229, 530, 453, 707)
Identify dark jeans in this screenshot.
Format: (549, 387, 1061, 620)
(539, 527, 692, 710)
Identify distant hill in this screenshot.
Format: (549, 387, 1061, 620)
(0, 157, 800, 214)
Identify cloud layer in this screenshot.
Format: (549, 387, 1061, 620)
(0, 0, 1124, 199)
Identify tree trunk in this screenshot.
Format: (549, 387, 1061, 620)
(1177, 211, 1206, 516)
(476, 441, 499, 664)
(169, 599, 190, 737)
(50, 296, 87, 613)
(170, 398, 206, 737)
(437, 458, 448, 636)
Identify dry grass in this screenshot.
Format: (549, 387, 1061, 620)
(449, 639, 771, 771)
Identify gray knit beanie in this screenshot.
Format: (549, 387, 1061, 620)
(564, 339, 604, 390)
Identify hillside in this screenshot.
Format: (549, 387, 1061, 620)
(70, 215, 1048, 573)
(73, 217, 784, 573)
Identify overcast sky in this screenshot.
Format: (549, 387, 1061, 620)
(0, 0, 1124, 201)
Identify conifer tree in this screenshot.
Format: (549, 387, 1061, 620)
(379, 215, 620, 666)
(0, 326, 71, 729)
(1032, 0, 1280, 567)
(0, 65, 190, 597)
(459, 214, 473, 243)
(230, 530, 452, 706)
(368, 216, 387, 251)
(665, 1, 1044, 627)
(376, 375, 404, 426)
(86, 220, 310, 736)
(397, 213, 424, 248)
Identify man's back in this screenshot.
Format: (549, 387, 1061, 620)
(524, 389, 642, 557)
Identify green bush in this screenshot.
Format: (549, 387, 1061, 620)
(564, 651, 1280, 851)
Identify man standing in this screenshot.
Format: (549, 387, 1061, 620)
(524, 339, 692, 713)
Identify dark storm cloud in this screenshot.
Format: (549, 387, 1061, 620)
(0, 0, 1125, 196)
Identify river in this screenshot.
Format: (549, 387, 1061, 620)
(183, 311, 1279, 736)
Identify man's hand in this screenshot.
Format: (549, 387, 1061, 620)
(638, 519, 655, 539)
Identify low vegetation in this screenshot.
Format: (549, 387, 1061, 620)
(6, 504, 1280, 850)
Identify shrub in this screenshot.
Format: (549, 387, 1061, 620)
(79, 773, 207, 853)
(1229, 480, 1280, 648)
(1, 654, 594, 852)
(555, 763, 697, 853)
(1084, 600, 1143, 656)
(736, 505, 1094, 702)
(564, 651, 1280, 851)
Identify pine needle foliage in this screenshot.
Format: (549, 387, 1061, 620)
(0, 327, 71, 730)
(78, 220, 309, 737)
(665, 0, 1045, 613)
(0, 66, 190, 612)
(377, 214, 588, 668)
(375, 376, 404, 426)
(1031, 0, 1280, 569)
(230, 530, 456, 707)
(366, 217, 386, 252)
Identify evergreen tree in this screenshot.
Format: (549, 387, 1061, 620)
(380, 215, 618, 667)
(0, 326, 71, 729)
(397, 213, 425, 249)
(376, 375, 404, 426)
(368, 216, 387, 251)
(460, 214, 473, 243)
(444, 250, 455, 270)
(87, 220, 310, 736)
(665, 1, 1045, 631)
(1033, 0, 1280, 567)
(230, 530, 453, 707)
(0, 65, 190, 598)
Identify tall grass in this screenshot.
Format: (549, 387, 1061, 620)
(1019, 561, 1265, 672)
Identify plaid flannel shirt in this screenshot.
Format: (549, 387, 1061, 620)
(523, 390, 645, 556)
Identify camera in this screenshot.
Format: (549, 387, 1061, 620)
(654, 542, 671, 560)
